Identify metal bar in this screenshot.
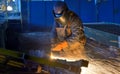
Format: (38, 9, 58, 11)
(0, 48, 88, 73)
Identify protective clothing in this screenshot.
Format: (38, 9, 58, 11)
(51, 1, 86, 59)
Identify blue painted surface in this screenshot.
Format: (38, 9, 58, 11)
(21, 0, 29, 31)
(30, 1, 45, 27)
(97, 0, 114, 22)
(79, 0, 96, 22)
(29, 1, 55, 31)
(65, 0, 80, 17)
(45, 2, 55, 31)
(114, 0, 120, 24)
(21, 0, 120, 31)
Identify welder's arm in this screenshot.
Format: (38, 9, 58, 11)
(51, 22, 67, 51)
(66, 21, 86, 46)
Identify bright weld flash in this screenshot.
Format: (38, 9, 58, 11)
(50, 52, 77, 62)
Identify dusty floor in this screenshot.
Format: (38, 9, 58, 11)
(19, 32, 120, 74)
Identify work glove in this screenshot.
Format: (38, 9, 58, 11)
(51, 41, 68, 51)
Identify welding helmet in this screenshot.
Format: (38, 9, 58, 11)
(53, 1, 69, 26)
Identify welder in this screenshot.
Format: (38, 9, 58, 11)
(51, 1, 86, 60)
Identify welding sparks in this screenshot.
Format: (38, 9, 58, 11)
(50, 52, 82, 62)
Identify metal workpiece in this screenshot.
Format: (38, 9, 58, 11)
(54, 59, 89, 74)
(0, 48, 89, 74)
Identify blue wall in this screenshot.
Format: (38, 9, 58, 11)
(114, 0, 120, 24)
(97, 0, 114, 22)
(29, 1, 55, 31)
(79, 0, 96, 22)
(79, 0, 120, 23)
(65, 0, 81, 17)
(21, 0, 29, 31)
(21, 0, 120, 32)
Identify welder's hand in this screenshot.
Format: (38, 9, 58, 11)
(51, 41, 68, 51)
(51, 45, 62, 51)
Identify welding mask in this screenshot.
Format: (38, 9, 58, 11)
(53, 1, 69, 26)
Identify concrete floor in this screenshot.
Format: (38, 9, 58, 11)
(19, 32, 120, 74)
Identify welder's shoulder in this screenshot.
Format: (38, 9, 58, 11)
(68, 11, 83, 27)
(68, 11, 78, 18)
(68, 11, 82, 22)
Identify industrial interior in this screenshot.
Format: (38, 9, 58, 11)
(0, 0, 120, 74)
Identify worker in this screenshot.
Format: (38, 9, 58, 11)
(51, 1, 86, 60)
